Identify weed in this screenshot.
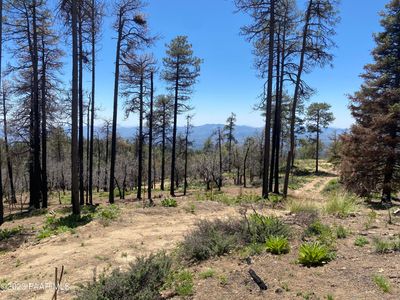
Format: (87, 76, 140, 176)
(0, 279, 9, 291)
(37, 214, 92, 239)
(0, 226, 24, 241)
(199, 268, 215, 279)
(166, 270, 194, 296)
(335, 225, 348, 239)
(287, 201, 319, 214)
(364, 210, 377, 229)
(161, 198, 178, 207)
(298, 242, 333, 267)
(265, 236, 290, 255)
(374, 238, 392, 254)
(373, 275, 390, 293)
(322, 179, 341, 194)
(95, 205, 120, 226)
(354, 236, 369, 247)
(247, 213, 290, 243)
(218, 274, 228, 286)
(304, 220, 335, 249)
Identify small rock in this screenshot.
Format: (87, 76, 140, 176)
(275, 288, 284, 294)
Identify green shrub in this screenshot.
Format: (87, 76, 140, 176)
(335, 225, 348, 239)
(287, 200, 319, 214)
(325, 193, 358, 218)
(166, 270, 194, 297)
(161, 198, 178, 207)
(37, 214, 92, 239)
(0, 226, 24, 241)
(95, 205, 120, 226)
(76, 252, 172, 300)
(304, 220, 335, 249)
(265, 236, 290, 255)
(373, 275, 390, 293)
(298, 242, 333, 267)
(247, 213, 290, 243)
(181, 219, 243, 262)
(374, 238, 392, 254)
(354, 236, 369, 247)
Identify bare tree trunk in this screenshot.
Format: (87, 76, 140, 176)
(160, 102, 166, 191)
(283, 0, 313, 197)
(71, 0, 80, 215)
(316, 114, 320, 173)
(243, 144, 250, 188)
(96, 135, 101, 193)
(147, 72, 154, 204)
(109, 14, 123, 204)
(218, 128, 223, 191)
(40, 36, 47, 208)
(0, 0, 3, 225)
(78, 11, 84, 205)
(88, 0, 96, 206)
(137, 74, 144, 200)
(170, 62, 179, 196)
(2, 89, 16, 204)
(261, 0, 275, 199)
(183, 117, 190, 196)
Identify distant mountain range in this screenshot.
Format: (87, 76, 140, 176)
(113, 124, 346, 149)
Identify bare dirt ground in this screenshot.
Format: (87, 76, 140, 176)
(1, 167, 399, 300)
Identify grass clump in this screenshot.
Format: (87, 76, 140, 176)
(76, 252, 172, 300)
(199, 268, 215, 279)
(161, 198, 178, 207)
(354, 236, 369, 247)
(265, 236, 290, 255)
(373, 238, 392, 254)
(322, 179, 341, 194)
(325, 192, 358, 218)
(165, 270, 194, 297)
(37, 214, 92, 239)
(373, 275, 390, 293)
(0, 226, 24, 241)
(335, 225, 349, 239)
(298, 242, 333, 267)
(287, 200, 319, 214)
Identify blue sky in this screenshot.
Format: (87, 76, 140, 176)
(90, 0, 386, 129)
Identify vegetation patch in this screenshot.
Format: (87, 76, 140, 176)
(325, 192, 358, 218)
(37, 214, 92, 239)
(161, 198, 178, 207)
(354, 236, 369, 247)
(373, 275, 390, 293)
(199, 268, 216, 279)
(265, 236, 290, 255)
(322, 179, 341, 194)
(165, 269, 194, 297)
(76, 252, 172, 300)
(304, 220, 336, 249)
(247, 213, 290, 243)
(298, 242, 333, 267)
(287, 200, 319, 214)
(0, 226, 24, 241)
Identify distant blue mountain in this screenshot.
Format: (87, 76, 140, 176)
(110, 124, 346, 149)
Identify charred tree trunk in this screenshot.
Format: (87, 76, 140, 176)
(160, 101, 166, 191)
(137, 74, 144, 200)
(170, 62, 179, 197)
(40, 36, 47, 208)
(109, 13, 123, 204)
(261, 0, 275, 199)
(71, 0, 80, 215)
(283, 0, 313, 197)
(147, 72, 154, 204)
(78, 11, 84, 205)
(183, 117, 190, 196)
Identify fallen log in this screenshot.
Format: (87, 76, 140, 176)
(248, 269, 268, 290)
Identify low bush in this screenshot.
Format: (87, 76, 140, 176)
(161, 198, 178, 207)
(304, 220, 335, 249)
(76, 252, 172, 300)
(374, 238, 392, 254)
(298, 242, 333, 267)
(325, 193, 358, 218)
(199, 268, 215, 279)
(265, 236, 290, 255)
(180, 219, 243, 262)
(95, 205, 120, 226)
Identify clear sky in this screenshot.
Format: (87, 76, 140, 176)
(90, 0, 386, 129)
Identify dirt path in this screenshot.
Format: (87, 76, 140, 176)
(0, 201, 242, 300)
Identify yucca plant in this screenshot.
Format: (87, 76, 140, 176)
(298, 242, 332, 267)
(266, 236, 290, 255)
